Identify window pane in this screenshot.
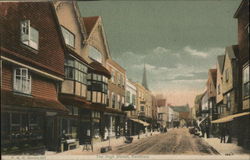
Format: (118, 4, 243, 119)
(30, 27, 38, 43)
(97, 75, 102, 81)
(65, 67, 74, 79)
(89, 46, 102, 63)
(93, 74, 97, 80)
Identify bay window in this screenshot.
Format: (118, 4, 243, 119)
(13, 68, 31, 94)
(64, 58, 87, 97)
(87, 73, 108, 105)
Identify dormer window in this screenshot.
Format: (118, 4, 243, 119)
(61, 26, 75, 48)
(89, 46, 102, 63)
(20, 20, 39, 50)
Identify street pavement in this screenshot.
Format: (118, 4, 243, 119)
(107, 128, 219, 155)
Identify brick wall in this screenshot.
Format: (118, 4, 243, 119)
(2, 63, 58, 101)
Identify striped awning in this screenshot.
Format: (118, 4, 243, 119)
(211, 112, 250, 123)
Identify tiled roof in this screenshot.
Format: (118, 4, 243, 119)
(89, 60, 111, 78)
(1, 90, 69, 113)
(82, 16, 99, 36)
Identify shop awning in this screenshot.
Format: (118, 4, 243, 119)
(211, 115, 234, 123)
(2, 89, 69, 113)
(232, 112, 250, 119)
(130, 118, 150, 126)
(211, 112, 250, 124)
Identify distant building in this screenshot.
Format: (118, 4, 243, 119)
(170, 104, 190, 127)
(194, 92, 206, 118)
(207, 69, 218, 121)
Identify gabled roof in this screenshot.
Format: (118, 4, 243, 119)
(82, 16, 99, 36)
(222, 45, 239, 72)
(170, 105, 190, 113)
(53, 1, 87, 41)
(217, 55, 225, 73)
(225, 45, 238, 59)
(82, 16, 111, 59)
(234, 0, 249, 18)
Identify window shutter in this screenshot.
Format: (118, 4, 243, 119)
(20, 20, 30, 44)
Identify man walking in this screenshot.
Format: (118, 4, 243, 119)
(220, 125, 226, 143)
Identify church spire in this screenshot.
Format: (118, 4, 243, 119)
(142, 64, 149, 90)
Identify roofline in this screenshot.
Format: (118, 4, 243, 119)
(73, 1, 87, 41)
(53, 1, 86, 42)
(106, 59, 126, 73)
(1, 56, 64, 81)
(85, 16, 112, 60)
(217, 55, 225, 73)
(233, 0, 246, 18)
(221, 45, 238, 73)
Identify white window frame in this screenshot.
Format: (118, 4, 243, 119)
(20, 20, 39, 50)
(13, 68, 32, 94)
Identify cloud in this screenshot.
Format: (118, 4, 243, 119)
(173, 71, 208, 81)
(184, 46, 208, 58)
(113, 46, 223, 94)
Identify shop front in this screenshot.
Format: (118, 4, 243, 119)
(1, 90, 69, 154)
(103, 111, 126, 140)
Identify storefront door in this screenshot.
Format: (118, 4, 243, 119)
(45, 116, 56, 151)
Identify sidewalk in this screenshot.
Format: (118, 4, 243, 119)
(46, 131, 160, 155)
(203, 137, 250, 156)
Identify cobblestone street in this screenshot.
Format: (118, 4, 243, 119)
(108, 128, 219, 155)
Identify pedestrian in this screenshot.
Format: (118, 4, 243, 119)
(220, 125, 226, 143)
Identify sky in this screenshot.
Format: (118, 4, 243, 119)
(78, 0, 242, 107)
